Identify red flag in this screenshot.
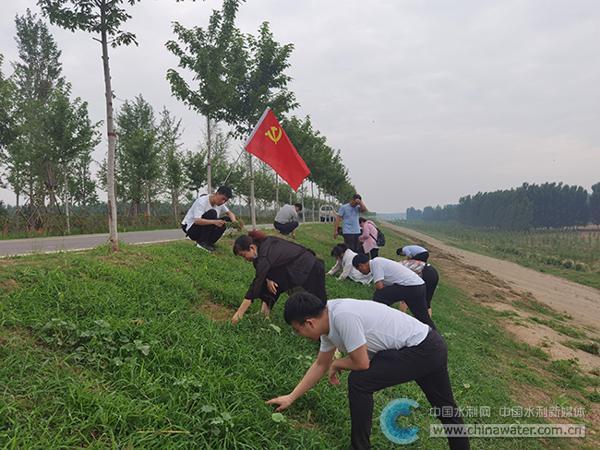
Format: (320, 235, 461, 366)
(244, 108, 310, 191)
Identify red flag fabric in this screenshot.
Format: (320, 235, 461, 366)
(244, 108, 310, 191)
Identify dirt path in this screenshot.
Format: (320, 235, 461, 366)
(384, 222, 600, 331)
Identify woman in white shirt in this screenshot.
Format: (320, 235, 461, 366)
(327, 244, 372, 285)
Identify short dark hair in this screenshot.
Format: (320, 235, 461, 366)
(359, 217, 367, 223)
(331, 243, 348, 258)
(293, 203, 303, 211)
(352, 253, 370, 268)
(216, 186, 233, 199)
(352, 194, 362, 200)
(284, 292, 327, 325)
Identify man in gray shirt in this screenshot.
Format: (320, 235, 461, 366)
(267, 293, 470, 450)
(274, 203, 302, 238)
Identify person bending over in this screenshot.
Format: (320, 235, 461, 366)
(358, 217, 379, 259)
(397, 244, 429, 262)
(231, 230, 326, 324)
(274, 203, 302, 238)
(181, 186, 237, 252)
(328, 243, 372, 285)
(267, 293, 470, 450)
(401, 259, 440, 317)
(353, 254, 436, 329)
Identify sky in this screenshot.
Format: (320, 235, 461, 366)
(1, 0, 599, 213)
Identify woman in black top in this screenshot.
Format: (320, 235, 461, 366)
(231, 230, 327, 324)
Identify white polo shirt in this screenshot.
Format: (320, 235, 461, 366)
(319, 299, 430, 359)
(182, 194, 229, 232)
(370, 257, 424, 287)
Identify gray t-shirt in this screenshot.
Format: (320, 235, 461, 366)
(275, 204, 299, 224)
(370, 257, 424, 286)
(319, 299, 430, 359)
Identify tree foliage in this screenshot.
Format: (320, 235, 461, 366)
(408, 182, 595, 230)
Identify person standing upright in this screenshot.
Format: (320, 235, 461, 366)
(334, 194, 367, 252)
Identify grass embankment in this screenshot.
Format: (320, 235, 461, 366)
(396, 221, 600, 290)
(0, 224, 596, 448)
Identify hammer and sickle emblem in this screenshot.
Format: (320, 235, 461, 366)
(265, 126, 282, 144)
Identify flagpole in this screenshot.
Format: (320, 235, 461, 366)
(248, 153, 257, 229)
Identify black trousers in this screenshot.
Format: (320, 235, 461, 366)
(422, 264, 439, 308)
(273, 220, 299, 235)
(343, 233, 361, 252)
(373, 284, 437, 329)
(368, 248, 379, 259)
(182, 209, 230, 245)
(413, 251, 430, 262)
(348, 329, 469, 450)
(258, 259, 327, 309)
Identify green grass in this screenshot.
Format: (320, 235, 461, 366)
(0, 224, 595, 448)
(395, 221, 600, 289)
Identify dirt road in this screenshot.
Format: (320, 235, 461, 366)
(384, 222, 600, 331)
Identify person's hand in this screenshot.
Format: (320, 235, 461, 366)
(266, 279, 278, 295)
(328, 361, 342, 385)
(266, 394, 295, 412)
(214, 219, 226, 227)
(231, 311, 244, 324)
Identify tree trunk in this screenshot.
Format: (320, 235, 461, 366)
(145, 187, 151, 218)
(206, 116, 212, 193)
(172, 191, 178, 224)
(64, 168, 71, 234)
(101, 7, 119, 251)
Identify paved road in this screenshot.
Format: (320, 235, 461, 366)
(383, 222, 600, 330)
(0, 223, 284, 258)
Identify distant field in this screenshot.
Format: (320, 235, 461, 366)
(397, 221, 600, 290)
(0, 224, 596, 448)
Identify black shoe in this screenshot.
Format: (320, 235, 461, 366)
(196, 242, 214, 252)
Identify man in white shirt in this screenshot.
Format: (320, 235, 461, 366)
(181, 186, 238, 252)
(273, 203, 302, 238)
(353, 254, 436, 329)
(267, 293, 470, 450)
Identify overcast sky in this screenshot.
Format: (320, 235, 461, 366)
(1, 0, 599, 213)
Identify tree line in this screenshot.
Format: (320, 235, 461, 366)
(406, 182, 600, 230)
(0, 1, 356, 244)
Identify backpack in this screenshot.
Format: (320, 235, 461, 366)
(369, 222, 386, 247)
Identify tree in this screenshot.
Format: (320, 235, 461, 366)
(157, 108, 184, 222)
(590, 183, 600, 226)
(39, 0, 145, 251)
(115, 95, 160, 217)
(166, 0, 242, 193)
(6, 10, 66, 228)
(0, 54, 15, 158)
(184, 151, 206, 195)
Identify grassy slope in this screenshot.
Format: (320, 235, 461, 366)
(396, 221, 600, 290)
(0, 224, 595, 449)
